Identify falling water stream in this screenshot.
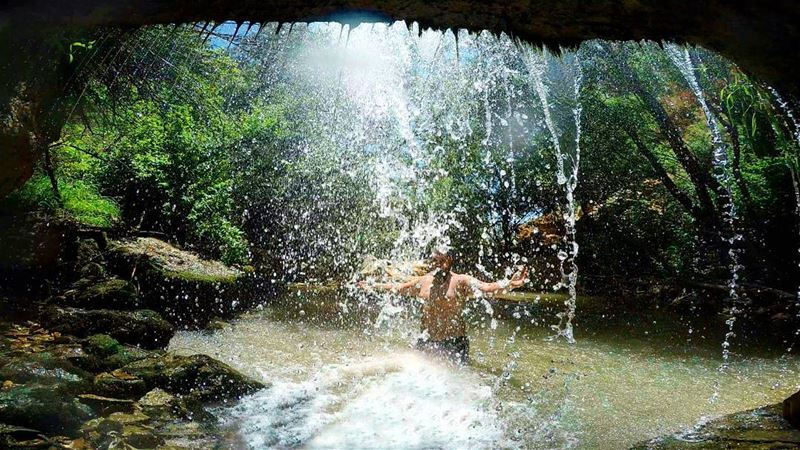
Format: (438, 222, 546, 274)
(522, 47, 583, 344)
(665, 44, 744, 395)
(770, 87, 800, 351)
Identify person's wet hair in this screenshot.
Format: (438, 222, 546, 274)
(426, 249, 453, 271)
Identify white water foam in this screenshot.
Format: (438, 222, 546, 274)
(223, 352, 509, 449)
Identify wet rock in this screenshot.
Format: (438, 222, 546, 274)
(120, 353, 265, 402)
(136, 389, 184, 419)
(135, 389, 218, 447)
(0, 423, 51, 449)
(135, 388, 212, 423)
(0, 351, 90, 391)
(631, 404, 800, 449)
(92, 371, 148, 399)
(0, 384, 94, 436)
(75, 238, 102, 268)
(0, 213, 74, 284)
(784, 389, 800, 429)
(84, 334, 122, 358)
(80, 388, 216, 449)
(78, 262, 106, 279)
(40, 306, 175, 350)
(206, 319, 230, 332)
(78, 394, 135, 415)
(81, 410, 164, 449)
(64, 279, 140, 310)
(74, 334, 158, 373)
(106, 237, 252, 326)
(119, 424, 164, 448)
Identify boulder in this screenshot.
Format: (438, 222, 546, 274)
(106, 237, 253, 326)
(73, 334, 157, 373)
(135, 388, 213, 423)
(0, 351, 90, 391)
(120, 353, 265, 402)
(80, 388, 218, 449)
(0, 384, 94, 436)
(81, 410, 164, 449)
(0, 212, 74, 284)
(632, 404, 800, 449)
(77, 394, 135, 415)
(75, 238, 103, 269)
(0, 423, 51, 449)
(92, 370, 148, 399)
(40, 306, 175, 350)
(63, 279, 140, 310)
(78, 262, 106, 279)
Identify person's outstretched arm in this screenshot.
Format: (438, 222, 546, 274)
(460, 266, 528, 297)
(357, 276, 422, 297)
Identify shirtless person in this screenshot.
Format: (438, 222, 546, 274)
(358, 250, 528, 363)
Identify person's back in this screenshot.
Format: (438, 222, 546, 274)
(415, 269, 470, 362)
(358, 250, 528, 364)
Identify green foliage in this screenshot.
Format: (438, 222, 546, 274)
(32, 24, 799, 292)
(53, 26, 252, 265)
(68, 40, 95, 63)
(8, 173, 119, 228)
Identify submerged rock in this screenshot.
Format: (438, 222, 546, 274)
(631, 404, 800, 449)
(120, 353, 265, 402)
(40, 306, 175, 350)
(106, 237, 252, 327)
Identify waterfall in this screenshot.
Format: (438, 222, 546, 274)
(665, 44, 744, 398)
(770, 87, 800, 352)
(522, 46, 583, 344)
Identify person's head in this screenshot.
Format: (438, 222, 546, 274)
(426, 249, 453, 273)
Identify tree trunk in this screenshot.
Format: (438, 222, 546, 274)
(602, 43, 725, 227)
(623, 126, 703, 220)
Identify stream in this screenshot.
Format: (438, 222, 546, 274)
(170, 289, 800, 449)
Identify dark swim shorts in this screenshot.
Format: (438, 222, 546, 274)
(415, 336, 469, 364)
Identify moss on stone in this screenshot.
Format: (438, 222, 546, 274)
(85, 334, 121, 358)
(107, 238, 241, 284)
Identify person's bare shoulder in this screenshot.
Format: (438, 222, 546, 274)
(450, 272, 471, 287)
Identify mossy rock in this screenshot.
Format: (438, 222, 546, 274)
(0, 423, 52, 449)
(107, 238, 240, 284)
(120, 353, 265, 403)
(92, 371, 148, 399)
(106, 237, 254, 327)
(84, 334, 122, 358)
(81, 411, 164, 449)
(65, 278, 140, 310)
(40, 306, 175, 350)
(0, 351, 90, 391)
(631, 404, 800, 449)
(0, 384, 95, 437)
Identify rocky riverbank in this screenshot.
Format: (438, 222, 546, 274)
(631, 404, 800, 449)
(0, 224, 269, 449)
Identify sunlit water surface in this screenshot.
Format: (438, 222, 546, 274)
(169, 291, 800, 449)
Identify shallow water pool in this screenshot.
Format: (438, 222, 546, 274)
(169, 289, 800, 449)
